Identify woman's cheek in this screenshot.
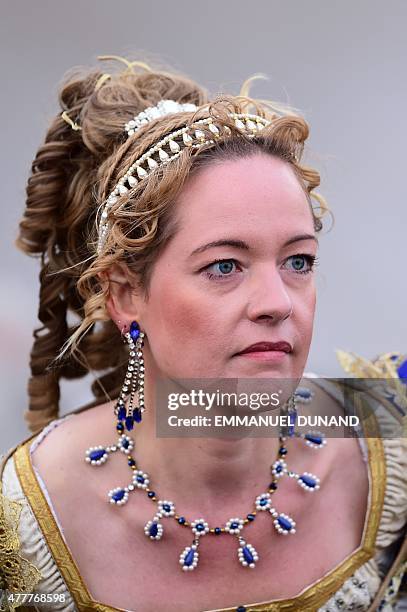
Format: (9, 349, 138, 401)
(144, 287, 227, 375)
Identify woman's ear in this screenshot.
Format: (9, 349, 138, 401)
(99, 263, 145, 327)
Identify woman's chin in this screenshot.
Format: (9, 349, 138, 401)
(227, 358, 297, 379)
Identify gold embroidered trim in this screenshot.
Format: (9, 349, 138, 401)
(0, 491, 42, 612)
(14, 445, 116, 612)
(205, 435, 385, 612)
(12, 422, 385, 612)
(336, 350, 407, 434)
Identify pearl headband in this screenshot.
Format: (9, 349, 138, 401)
(124, 99, 198, 136)
(96, 100, 272, 254)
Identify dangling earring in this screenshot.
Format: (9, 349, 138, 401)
(281, 388, 326, 449)
(285, 391, 298, 438)
(115, 320, 146, 432)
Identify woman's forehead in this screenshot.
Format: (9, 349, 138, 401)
(172, 154, 314, 243)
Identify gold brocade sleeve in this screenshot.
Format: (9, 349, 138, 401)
(0, 490, 42, 611)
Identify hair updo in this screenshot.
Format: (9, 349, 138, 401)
(16, 57, 329, 433)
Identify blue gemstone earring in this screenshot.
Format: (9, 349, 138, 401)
(283, 387, 327, 449)
(84, 320, 146, 502)
(115, 320, 146, 432)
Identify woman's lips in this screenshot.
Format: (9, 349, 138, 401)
(234, 341, 293, 362)
(235, 350, 290, 362)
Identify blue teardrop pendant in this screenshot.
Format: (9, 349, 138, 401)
(85, 445, 109, 466)
(130, 321, 140, 341)
(133, 408, 142, 423)
(125, 415, 134, 431)
(298, 472, 320, 491)
(237, 539, 259, 569)
(117, 404, 127, 420)
(179, 543, 199, 571)
(303, 431, 327, 449)
(272, 513, 296, 535)
(108, 487, 129, 505)
(144, 519, 164, 540)
(294, 387, 314, 403)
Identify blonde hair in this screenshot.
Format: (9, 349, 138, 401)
(16, 57, 329, 433)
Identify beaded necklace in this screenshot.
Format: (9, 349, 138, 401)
(85, 386, 326, 572)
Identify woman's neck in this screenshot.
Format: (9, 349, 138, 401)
(131, 385, 282, 522)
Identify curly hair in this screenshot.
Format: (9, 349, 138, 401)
(16, 57, 329, 434)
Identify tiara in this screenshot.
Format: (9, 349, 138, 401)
(124, 99, 198, 136)
(97, 109, 272, 254)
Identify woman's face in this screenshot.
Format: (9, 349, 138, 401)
(132, 153, 318, 380)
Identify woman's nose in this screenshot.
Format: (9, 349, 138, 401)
(245, 266, 293, 323)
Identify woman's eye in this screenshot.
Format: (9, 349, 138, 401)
(203, 259, 240, 279)
(283, 254, 317, 275)
(202, 254, 317, 281)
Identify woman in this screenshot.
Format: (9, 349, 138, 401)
(0, 56, 406, 612)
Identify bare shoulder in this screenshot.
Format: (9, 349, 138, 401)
(29, 401, 124, 557)
(31, 401, 115, 488)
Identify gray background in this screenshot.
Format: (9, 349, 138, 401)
(1, 0, 406, 454)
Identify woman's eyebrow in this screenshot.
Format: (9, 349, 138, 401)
(190, 234, 318, 257)
(284, 233, 319, 247)
(190, 239, 249, 256)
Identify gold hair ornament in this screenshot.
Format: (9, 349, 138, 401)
(61, 111, 82, 132)
(96, 111, 272, 254)
(97, 55, 153, 74)
(94, 55, 153, 91)
(95, 73, 112, 91)
(60, 56, 153, 131)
